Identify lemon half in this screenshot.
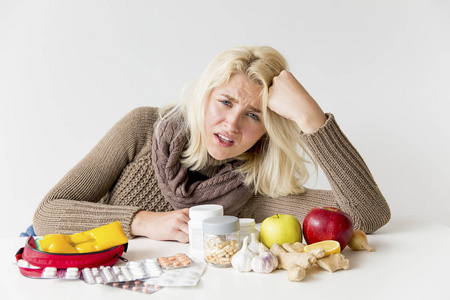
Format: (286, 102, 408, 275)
(303, 240, 341, 256)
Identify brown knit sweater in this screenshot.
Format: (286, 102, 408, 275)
(33, 107, 390, 238)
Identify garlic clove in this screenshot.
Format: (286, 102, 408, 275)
(348, 230, 374, 252)
(248, 232, 260, 254)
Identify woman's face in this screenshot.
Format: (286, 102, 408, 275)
(204, 74, 266, 161)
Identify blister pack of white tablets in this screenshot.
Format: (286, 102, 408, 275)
(42, 267, 81, 279)
(81, 259, 162, 285)
(145, 258, 206, 287)
(17, 259, 81, 280)
(17, 259, 40, 269)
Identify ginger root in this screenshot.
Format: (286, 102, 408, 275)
(270, 243, 287, 256)
(270, 242, 351, 281)
(270, 242, 325, 281)
(270, 243, 287, 269)
(316, 254, 350, 272)
(287, 266, 306, 282)
(282, 242, 305, 253)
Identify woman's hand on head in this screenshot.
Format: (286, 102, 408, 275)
(130, 208, 190, 243)
(268, 70, 327, 134)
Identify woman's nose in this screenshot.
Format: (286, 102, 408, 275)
(224, 112, 240, 133)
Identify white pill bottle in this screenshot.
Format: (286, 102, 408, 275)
(188, 204, 224, 258)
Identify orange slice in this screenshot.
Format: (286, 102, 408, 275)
(303, 240, 341, 256)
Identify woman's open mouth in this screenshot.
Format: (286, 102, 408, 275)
(215, 133, 235, 147)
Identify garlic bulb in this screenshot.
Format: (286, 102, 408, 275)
(251, 242, 278, 273)
(248, 232, 260, 254)
(231, 236, 256, 272)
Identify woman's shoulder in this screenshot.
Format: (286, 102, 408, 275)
(108, 106, 161, 145)
(108, 107, 162, 160)
(115, 106, 161, 131)
(125, 106, 160, 121)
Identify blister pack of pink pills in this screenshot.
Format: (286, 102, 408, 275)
(103, 280, 162, 294)
(156, 253, 193, 270)
(81, 259, 162, 285)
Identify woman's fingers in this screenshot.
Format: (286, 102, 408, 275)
(172, 208, 190, 234)
(130, 208, 191, 242)
(177, 208, 191, 223)
(178, 218, 189, 235)
(268, 70, 326, 133)
(169, 210, 190, 242)
(173, 229, 189, 243)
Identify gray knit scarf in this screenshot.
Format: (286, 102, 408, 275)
(151, 110, 254, 216)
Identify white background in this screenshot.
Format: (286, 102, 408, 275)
(1, 0, 449, 238)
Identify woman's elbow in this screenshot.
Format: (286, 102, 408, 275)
(353, 199, 391, 234)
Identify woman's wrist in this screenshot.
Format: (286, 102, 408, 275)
(130, 210, 146, 237)
(295, 111, 327, 134)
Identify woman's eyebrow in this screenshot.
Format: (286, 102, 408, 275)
(220, 94, 262, 113)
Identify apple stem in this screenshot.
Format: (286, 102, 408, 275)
(276, 214, 279, 218)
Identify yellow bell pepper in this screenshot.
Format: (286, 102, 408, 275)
(38, 221, 129, 253)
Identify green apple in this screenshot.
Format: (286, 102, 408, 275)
(260, 214, 302, 248)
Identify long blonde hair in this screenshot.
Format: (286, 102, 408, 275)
(160, 46, 316, 197)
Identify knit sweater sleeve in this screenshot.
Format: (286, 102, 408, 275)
(33, 107, 158, 237)
(238, 114, 391, 234)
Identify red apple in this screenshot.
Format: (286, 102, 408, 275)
(303, 207, 354, 250)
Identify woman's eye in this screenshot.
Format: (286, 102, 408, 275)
(248, 113, 260, 121)
(220, 100, 232, 106)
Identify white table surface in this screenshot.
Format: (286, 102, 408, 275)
(1, 216, 449, 300)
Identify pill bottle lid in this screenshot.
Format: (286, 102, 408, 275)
(203, 216, 240, 235)
(189, 205, 224, 221)
(239, 218, 255, 229)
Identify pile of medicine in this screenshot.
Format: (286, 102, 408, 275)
(81, 259, 162, 284)
(17, 253, 199, 294)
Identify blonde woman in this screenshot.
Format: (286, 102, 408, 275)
(33, 46, 390, 242)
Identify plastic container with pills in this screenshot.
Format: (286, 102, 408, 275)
(188, 204, 223, 258)
(202, 216, 240, 267)
(239, 218, 258, 246)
